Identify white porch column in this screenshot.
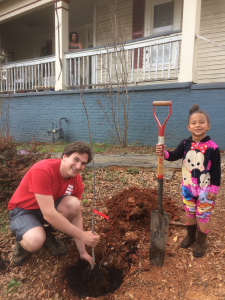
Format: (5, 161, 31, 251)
(179, 0, 201, 83)
(54, 0, 69, 91)
(0, 27, 2, 64)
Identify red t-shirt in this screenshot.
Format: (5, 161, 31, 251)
(8, 159, 84, 210)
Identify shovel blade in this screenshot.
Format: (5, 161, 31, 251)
(149, 210, 170, 267)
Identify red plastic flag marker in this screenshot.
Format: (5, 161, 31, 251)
(93, 209, 109, 220)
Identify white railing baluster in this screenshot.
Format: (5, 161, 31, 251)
(78, 57, 80, 85)
(5, 69, 8, 91)
(37, 65, 39, 89)
(11, 69, 13, 91)
(17, 67, 19, 90)
(137, 48, 140, 82)
(34, 65, 36, 90)
(41, 64, 44, 88)
(0, 70, 2, 92)
(13, 68, 15, 92)
(143, 47, 146, 81)
(175, 41, 179, 77)
(110, 52, 112, 82)
(47, 63, 49, 87)
(96, 55, 98, 85)
(120, 50, 123, 83)
(23, 66, 25, 90)
(162, 44, 165, 78)
(16, 68, 18, 91)
(176, 41, 179, 78)
(126, 49, 128, 80)
(31, 66, 33, 89)
(74, 58, 76, 86)
(20, 67, 22, 90)
(131, 49, 134, 82)
(25, 66, 27, 90)
(83, 57, 85, 85)
(155, 45, 159, 79)
(51, 62, 53, 87)
(105, 53, 107, 83)
(100, 54, 103, 84)
(86, 56, 89, 86)
(69, 59, 71, 86)
(168, 42, 172, 78)
(45, 63, 47, 88)
(149, 45, 152, 80)
(115, 51, 118, 81)
(28, 66, 30, 90)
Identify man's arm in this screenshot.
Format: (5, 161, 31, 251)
(35, 194, 99, 247)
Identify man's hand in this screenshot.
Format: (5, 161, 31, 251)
(81, 231, 100, 247)
(80, 251, 93, 266)
(207, 192, 217, 201)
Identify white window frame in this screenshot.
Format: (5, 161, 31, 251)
(144, 0, 182, 70)
(144, 0, 182, 36)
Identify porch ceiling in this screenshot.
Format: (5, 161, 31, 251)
(0, 0, 93, 42)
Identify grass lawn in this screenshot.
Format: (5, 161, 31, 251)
(16, 142, 156, 155)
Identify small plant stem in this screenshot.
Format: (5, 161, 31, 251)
(80, 89, 96, 270)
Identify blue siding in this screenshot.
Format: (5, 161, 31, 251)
(2, 82, 225, 149)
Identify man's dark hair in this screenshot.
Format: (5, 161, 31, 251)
(61, 141, 93, 164)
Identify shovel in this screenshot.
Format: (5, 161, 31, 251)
(149, 101, 172, 267)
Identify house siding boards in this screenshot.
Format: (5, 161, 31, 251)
(12, 35, 54, 61)
(95, 0, 132, 47)
(198, 0, 225, 83)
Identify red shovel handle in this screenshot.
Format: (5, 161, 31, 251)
(152, 101, 172, 136)
(153, 101, 172, 179)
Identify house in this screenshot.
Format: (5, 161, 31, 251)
(0, 0, 225, 148)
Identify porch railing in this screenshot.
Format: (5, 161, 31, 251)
(0, 31, 182, 93)
(65, 31, 182, 89)
(0, 55, 55, 93)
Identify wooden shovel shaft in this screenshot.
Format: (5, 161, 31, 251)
(158, 135, 164, 214)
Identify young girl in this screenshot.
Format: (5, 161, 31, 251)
(156, 104, 221, 257)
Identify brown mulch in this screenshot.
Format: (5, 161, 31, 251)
(1, 163, 225, 299)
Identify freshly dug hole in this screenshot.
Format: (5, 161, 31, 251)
(63, 259, 123, 298)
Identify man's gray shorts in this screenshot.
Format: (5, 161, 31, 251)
(8, 195, 67, 241)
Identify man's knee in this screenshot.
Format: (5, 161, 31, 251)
(21, 227, 46, 252)
(57, 196, 81, 218)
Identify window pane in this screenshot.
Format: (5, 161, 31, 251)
(152, 43, 171, 63)
(154, 2, 174, 29)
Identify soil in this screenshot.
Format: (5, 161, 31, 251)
(0, 164, 225, 300)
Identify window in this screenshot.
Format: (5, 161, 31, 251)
(144, 0, 182, 66)
(132, 0, 145, 68)
(144, 0, 182, 36)
(153, 2, 174, 34)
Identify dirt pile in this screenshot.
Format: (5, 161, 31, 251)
(99, 186, 179, 244)
(60, 187, 180, 298)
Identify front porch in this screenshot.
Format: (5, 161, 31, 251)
(0, 0, 201, 93)
(0, 31, 182, 93)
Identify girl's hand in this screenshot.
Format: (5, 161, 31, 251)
(156, 144, 166, 156)
(207, 192, 217, 201)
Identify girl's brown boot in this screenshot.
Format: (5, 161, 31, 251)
(180, 224, 197, 248)
(193, 229, 208, 257)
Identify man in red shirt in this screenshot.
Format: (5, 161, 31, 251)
(8, 141, 100, 266)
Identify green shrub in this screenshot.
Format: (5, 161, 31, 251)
(0, 135, 51, 203)
(127, 167, 139, 174)
(6, 278, 22, 294)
